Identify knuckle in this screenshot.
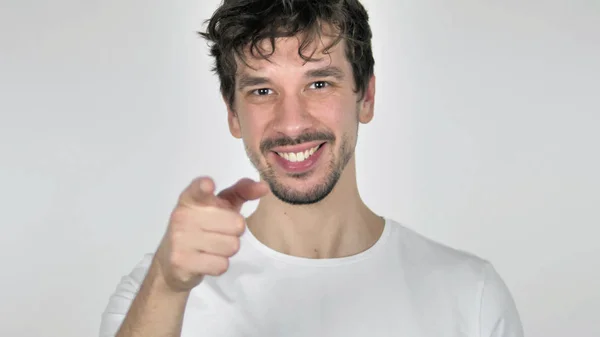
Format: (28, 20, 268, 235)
(230, 237, 241, 254)
(170, 226, 186, 245)
(169, 251, 185, 268)
(215, 258, 229, 275)
(230, 214, 246, 233)
(170, 208, 188, 226)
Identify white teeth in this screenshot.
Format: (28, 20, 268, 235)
(277, 144, 321, 163)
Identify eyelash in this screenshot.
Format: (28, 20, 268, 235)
(309, 81, 330, 90)
(252, 88, 273, 96)
(250, 81, 331, 96)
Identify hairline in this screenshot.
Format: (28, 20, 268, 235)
(228, 34, 358, 106)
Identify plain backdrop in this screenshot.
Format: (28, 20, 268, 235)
(0, 0, 598, 336)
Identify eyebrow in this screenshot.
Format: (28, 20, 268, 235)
(236, 66, 346, 91)
(305, 66, 346, 81)
(237, 74, 270, 91)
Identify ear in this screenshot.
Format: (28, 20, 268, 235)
(358, 75, 376, 124)
(225, 96, 242, 139)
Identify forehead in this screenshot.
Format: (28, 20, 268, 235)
(236, 30, 349, 74)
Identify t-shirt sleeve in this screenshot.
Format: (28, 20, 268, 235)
(98, 254, 154, 337)
(478, 262, 524, 337)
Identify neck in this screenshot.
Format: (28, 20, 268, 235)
(246, 157, 384, 259)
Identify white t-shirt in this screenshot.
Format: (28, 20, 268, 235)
(99, 218, 523, 337)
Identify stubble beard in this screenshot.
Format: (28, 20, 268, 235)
(246, 134, 354, 205)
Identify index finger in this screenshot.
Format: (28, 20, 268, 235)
(178, 176, 217, 207)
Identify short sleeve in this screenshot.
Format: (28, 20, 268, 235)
(98, 254, 154, 337)
(479, 262, 524, 337)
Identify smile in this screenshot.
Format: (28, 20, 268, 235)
(269, 141, 327, 174)
(275, 143, 324, 163)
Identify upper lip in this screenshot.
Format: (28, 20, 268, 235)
(270, 141, 325, 153)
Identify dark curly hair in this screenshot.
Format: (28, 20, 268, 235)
(199, 0, 375, 109)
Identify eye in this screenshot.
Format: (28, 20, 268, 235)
(252, 88, 273, 96)
(309, 81, 329, 90)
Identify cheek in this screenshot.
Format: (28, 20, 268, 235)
(237, 108, 269, 144)
(309, 99, 358, 132)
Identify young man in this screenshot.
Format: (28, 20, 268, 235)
(100, 1, 523, 336)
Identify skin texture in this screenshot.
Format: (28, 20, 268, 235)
(115, 26, 384, 337)
(231, 31, 383, 260)
(229, 38, 365, 205)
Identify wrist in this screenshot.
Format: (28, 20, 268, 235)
(147, 259, 192, 299)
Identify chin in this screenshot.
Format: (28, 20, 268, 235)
(264, 170, 341, 205)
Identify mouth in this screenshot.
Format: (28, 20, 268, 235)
(274, 142, 325, 162)
(269, 141, 327, 174)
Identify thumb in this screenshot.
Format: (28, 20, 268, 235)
(217, 178, 270, 211)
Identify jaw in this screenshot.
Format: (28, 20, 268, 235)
(262, 152, 357, 208)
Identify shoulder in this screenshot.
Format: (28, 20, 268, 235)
(385, 218, 489, 274)
(383, 218, 524, 336)
(383, 218, 494, 296)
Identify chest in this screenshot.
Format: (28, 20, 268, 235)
(179, 272, 475, 337)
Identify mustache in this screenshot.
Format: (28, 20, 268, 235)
(260, 131, 335, 153)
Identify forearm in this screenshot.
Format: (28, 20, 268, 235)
(116, 262, 190, 337)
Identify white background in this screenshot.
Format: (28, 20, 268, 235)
(1, 0, 598, 336)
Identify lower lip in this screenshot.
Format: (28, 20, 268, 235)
(271, 143, 326, 174)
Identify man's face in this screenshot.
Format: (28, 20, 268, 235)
(226, 31, 375, 205)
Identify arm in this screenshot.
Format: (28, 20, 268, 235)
(99, 177, 269, 337)
(116, 259, 190, 337)
(478, 262, 524, 337)
(99, 255, 190, 337)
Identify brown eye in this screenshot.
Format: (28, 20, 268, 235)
(309, 81, 329, 89)
(252, 88, 272, 96)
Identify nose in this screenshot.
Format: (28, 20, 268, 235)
(271, 93, 314, 138)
